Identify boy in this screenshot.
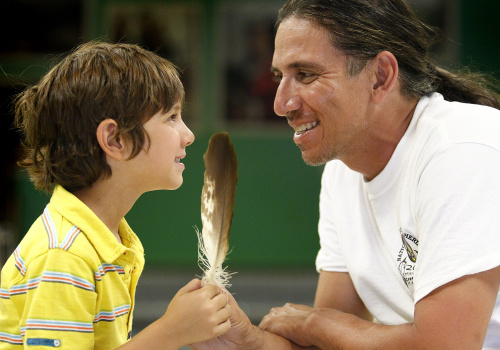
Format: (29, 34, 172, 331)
(0, 42, 231, 349)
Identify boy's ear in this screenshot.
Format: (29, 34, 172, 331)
(96, 119, 126, 160)
(369, 51, 399, 104)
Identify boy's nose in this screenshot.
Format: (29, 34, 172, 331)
(183, 124, 195, 146)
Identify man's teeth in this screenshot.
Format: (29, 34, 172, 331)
(295, 121, 318, 135)
(175, 157, 180, 163)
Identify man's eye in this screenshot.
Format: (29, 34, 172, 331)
(298, 72, 316, 83)
(272, 74, 283, 83)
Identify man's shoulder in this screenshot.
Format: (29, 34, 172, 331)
(419, 94, 500, 126)
(415, 94, 500, 149)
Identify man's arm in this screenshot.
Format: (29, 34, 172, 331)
(314, 271, 371, 321)
(260, 266, 500, 349)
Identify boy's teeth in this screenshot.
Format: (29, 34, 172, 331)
(295, 121, 318, 135)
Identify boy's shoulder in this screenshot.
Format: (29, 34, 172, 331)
(1, 209, 101, 288)
(1, 215, 47, 287)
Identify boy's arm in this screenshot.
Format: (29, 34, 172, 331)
(118, 279, 231, 350)
(259, 266, 500, 349)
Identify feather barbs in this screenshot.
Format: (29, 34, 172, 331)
(197, 132, 238, 288)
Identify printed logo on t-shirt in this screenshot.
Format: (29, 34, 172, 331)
(397, 228, 419, 289)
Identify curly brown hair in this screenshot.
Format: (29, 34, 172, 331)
(14, 41, 185, 193)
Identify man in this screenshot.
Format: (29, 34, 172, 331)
(193, 0, 500, 349)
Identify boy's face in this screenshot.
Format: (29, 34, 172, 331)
(131, 101, 195, 191)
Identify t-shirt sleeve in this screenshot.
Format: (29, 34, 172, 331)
(413, 142, 500, 303)
(316, 162, 348, 273)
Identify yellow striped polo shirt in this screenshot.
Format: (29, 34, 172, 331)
(0, 185, 145, 349)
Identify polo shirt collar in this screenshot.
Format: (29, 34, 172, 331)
(49, 185, 144, 264)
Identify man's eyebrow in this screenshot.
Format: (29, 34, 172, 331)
(271, 61, 325, 74)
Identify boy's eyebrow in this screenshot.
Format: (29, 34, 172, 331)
(271, 61, 325, 74)
(168, 102, 183, 113)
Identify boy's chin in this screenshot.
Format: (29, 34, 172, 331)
(148, 179, 183, 192)
(165, 179, 184, 191)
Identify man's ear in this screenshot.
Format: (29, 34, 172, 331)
(369, 51, 399, 104)
(96, 119, 126, 160)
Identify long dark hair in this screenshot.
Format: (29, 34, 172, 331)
(277, 0, 500, 109)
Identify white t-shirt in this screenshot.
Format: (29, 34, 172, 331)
(316, 93, 500, 348)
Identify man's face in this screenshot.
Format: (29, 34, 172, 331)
(272, 17, 374, 166)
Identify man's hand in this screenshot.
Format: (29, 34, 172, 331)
(259, 303, 315, 348)
(191, 292, 319, 350)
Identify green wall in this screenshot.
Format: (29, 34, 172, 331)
(16, 133, 323, 270)
(11, 0, 500, 271)
(118, 133, 323, 268)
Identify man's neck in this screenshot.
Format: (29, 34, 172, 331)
(347, 97, 419, 182)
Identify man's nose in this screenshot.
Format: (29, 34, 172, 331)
(274, 79, 301, 117)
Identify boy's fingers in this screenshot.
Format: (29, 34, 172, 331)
(220, 303, 231, 320)
(178, 279, 202, 295)
(201, 284, 224, 299)
(212, 292, 230, 310)
(210, 303, 231, 327)
(215, 318, 232, 336)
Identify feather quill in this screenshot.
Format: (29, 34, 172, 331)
(197, 132, 238, 288)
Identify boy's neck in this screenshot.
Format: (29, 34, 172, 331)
(72, 180, 138, 244)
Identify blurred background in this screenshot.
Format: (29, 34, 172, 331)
(1, 0, 499, 341)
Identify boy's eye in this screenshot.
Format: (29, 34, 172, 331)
(168, 114, 177, 122)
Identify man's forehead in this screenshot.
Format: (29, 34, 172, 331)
(275, 18, 329, 47)
(273, 18, 342, 65)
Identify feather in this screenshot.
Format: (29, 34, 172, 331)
(197, 132, 238, 288)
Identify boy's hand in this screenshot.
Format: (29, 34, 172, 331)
(190, 289, 255, 350)
(162, 279, 231, 347)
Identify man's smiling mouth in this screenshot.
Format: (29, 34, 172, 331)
(294, 121, 318, 136)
